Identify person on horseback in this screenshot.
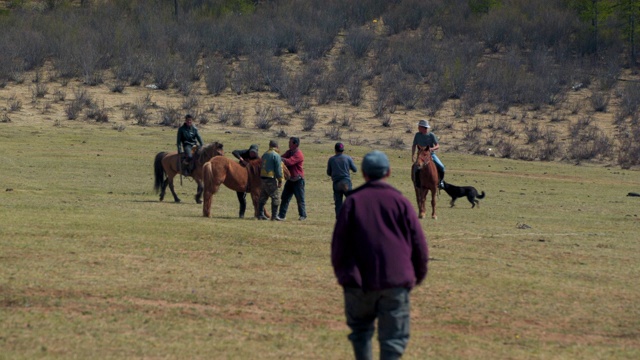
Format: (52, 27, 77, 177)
(176, 114, 203, 176)
(232, 144, 260, 218)
(411, 119, 445, 188)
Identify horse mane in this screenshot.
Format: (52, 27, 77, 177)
(246, 158, 262, 180)
(198, 141, 224, 163)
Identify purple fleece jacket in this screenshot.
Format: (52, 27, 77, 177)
(331, 179, 429, 291)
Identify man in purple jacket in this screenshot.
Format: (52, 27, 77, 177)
(331, 150, 429, 360)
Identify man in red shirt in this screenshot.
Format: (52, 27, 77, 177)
(277, 137, 307, 221)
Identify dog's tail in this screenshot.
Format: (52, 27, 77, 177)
(477, 191, 486, 199)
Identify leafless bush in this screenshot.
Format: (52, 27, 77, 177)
(181, 96, 199, 111)
(524, 122, 542, 144)
(231, 108, 245, 127)
(346, 76, 364, 106)
(617, 125, 640, 168)
(111, 81, 125, 93)
(8, 96, 22, 112)
(159, 105, 181, 127)
(316, 73, 339, 105)
(53, 89, 66, 102)
(389, 136, 405, 150)
(423, 89, 448, 116)
(568, 116, 593, 138)
(204, 60, 227, 96)
(590, 91, 610, 112)
(302, 110, 319, 131)
(132, 99, 150, 125)
(86, 102, 109, 123)
(618, 81, 640, 119)
(495, 138, 517, 159)
(345, 27, 375, 58)
(65, 100, 83, 120)
(325, 126, 342, 140)
(1, 113, 11, 123)
(254, 105, 274, 130)
(31, 83, 48, 100)
(381, 114, 393, 128)
(218, 107, 232, 124)
(382, 0, 426, 35)
(300, 26, 337, 61)
(566, 123, 614, 162)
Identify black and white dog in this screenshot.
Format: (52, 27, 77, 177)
(441, 181, 486, 208)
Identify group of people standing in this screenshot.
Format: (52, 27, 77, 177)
(177, 114, 443, 359)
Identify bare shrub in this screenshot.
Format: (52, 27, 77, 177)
(325, 126, 341, 140)
(53, 89, 66, 102)
(254, 105, 274, 130)
(231, 108, 245, 127)
(524, 122, 542, 144)
(204, 60, 227, 96)
(381, 114, 393, 128)
(218, 107, 232, 124)
(86, 102, 109, 123)
(2, 113, 11, 123)
(111, 82, 125, 93)
(496, 138, 518, 159)
(566, 122, 614, 162)
(617, 125, 640, 168)
(618, 81, 640, 119)
(538, 127, 562, 161)
(423, 89, 448, 116)
(389, 136, 405, 149)
(302, 110, 319, 131)
(31, 83, 48, 100)
(590, 91, 610, 112)
(316, 73, 339, 105)
(132, 99, 150, 125)
(8, 96, 22, 112)
(346, 76, 364, 106)
(345, 26, 375, 58)
(159, 105, 181, 127)
(65, 100, 83, 120)
(181, 96, 199, 111)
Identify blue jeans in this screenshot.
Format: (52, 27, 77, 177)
(333, 179, 352, 217)
(343, 287, 411, 360)
(278, 178, 306, 219)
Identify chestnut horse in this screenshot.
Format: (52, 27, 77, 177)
(202, 157, 290, 218)
(412, 145, 438, 219)
(153, 141, 224, 204)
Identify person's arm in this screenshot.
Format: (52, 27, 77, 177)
(232, 149, 244, 160)
(176, 129, 182, 152)
(349, 157, 357, 173)
(196, 128, 204, 147)
(405, 201, 429, 285)
(282, 150, 302, 167)
(327, 158, 333, 177)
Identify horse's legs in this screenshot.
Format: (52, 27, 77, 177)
(202, 183, 220, 217)
(159, 178, 167, 202)
(415, 188, 426, 219)
(430, 189, 437, 219)
(195, 181, 203, 204)
(167, 176, 181, 203)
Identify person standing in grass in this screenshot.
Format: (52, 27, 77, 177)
(232, 144, 260, 218)
(277, 137, 307, 221)
(411, 119, 445, 188)
(331, 150, 429, 360)
(257, 140, 284, 221)
(326, 142, 357, 218)
(176, 114, 203, 176)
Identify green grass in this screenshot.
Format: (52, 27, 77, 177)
(1, 121, 639, 359)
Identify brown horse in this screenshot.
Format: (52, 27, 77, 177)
(412, 145, 438, 219)
(153, 141, 224, 204)
(202, 157, 290, 218)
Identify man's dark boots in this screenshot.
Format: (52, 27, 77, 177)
(272, 204, 283, 221)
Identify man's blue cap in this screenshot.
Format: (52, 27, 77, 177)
(362, 150, 389, 179)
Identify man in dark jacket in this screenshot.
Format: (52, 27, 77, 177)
(326, 142, 357, 218)
(232, 144, 259, 218)
(176, 114, 203, 176)
(331, 150, 429, 360)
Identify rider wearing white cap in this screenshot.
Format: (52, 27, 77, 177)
(411, 119, 445, 188)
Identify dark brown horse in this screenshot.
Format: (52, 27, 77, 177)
(153, 141, 224, 204)
(202, 156, 290, 218)
(412, 145, 438, 219)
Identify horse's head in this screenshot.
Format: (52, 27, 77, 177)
(199, 142, 224, 162)
(415, 145, 432, 168)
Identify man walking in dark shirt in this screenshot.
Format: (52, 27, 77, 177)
(326, 142, 357, 218)
(331, 150, 429, 360)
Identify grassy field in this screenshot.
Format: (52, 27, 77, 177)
(1, 120, 639, 359)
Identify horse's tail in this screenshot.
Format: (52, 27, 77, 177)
(154, 152, 167, 193)
(477, 191, 486, 199)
